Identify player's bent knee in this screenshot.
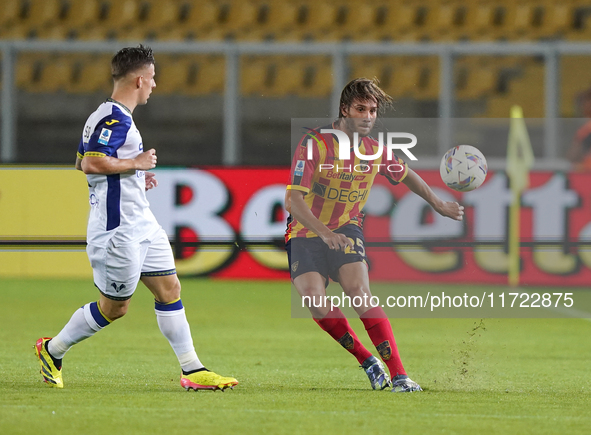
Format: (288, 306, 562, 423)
(297, 284, 325, 299)
(341, 281, 371, 297)
(162, 277, 181, 302)
(99, 299, 130, 321)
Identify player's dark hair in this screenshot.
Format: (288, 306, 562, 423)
(111, 44, 155, 80)
(338, 77, 393, 118)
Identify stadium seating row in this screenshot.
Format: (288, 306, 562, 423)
(2, 0, 591, 42)
(4, 53, 591, 117)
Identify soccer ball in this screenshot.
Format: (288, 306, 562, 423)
(439, 145, 488, 192)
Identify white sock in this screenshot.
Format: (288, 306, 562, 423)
(155, 299, 204, 372)
(48, 302, 111, 359)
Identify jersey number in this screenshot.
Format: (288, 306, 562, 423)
(344, 237, 366, 257)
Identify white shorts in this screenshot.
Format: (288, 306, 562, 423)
(87, 227, 176, 301)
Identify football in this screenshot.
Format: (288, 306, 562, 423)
(439, 145, 488, 192)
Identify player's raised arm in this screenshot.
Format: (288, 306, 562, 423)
(401, 168, 464, 221)
(81, 148, 157, 175)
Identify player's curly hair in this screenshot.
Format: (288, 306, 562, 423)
(338, 77, 393, 118)
(111, 44, 155, 80)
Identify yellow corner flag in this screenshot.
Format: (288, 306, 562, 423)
(506, 106, 535, 287)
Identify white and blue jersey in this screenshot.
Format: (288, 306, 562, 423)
(77, 99, 159, 247)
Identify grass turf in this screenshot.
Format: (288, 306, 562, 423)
(1, 278, 590, 434)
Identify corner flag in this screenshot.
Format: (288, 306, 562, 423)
(506, 106, 535, 287)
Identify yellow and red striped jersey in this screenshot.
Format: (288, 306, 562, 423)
(286, 124, 408, 240)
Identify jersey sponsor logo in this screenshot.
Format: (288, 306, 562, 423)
(325, 171, 365, 181)
(326, 187, 369, 202)
(98, 128, 112, 145)
(105, 119, 120, 126)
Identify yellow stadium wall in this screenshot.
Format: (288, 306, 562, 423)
(0, 167, 92, 278)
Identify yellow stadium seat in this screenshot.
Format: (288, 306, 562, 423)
(102, 0, 140, 32)
(62, 0, 102, 32)
(16, 54, 43, 91)
(486, 62, 545, 117)
(76, 26, 114, 41)
(22, 0, 62, 28)
(171, 0, 220, 40)
(183, 56, 225, 95)
(242, 55, 331, 97)
(377, 57, 438, 99)
(0, 23, 30, 39)
(36, 25, 72, 40)
(241, 56, 272, 96)
(373, 0, 427, 41)
(252, 0, 300, 40)
(349, 55, 440, 99)
(462, 0, 498, 40)
(211, 0, 261, 40)
(425, 0, 472, 41)
(335, 2, 380, 41)
(45, 56, 78, 92)
(69, 54, 112, 94)
(496, 0, 546, 40)
(299, 59, 333, 97)
(565, 7, 591, 40)
(293, 1, 340, 41)
(0, 0, 20, 28)
(17, 55, 72, 93)
(455, 58, 498, 100)
(348, 56, 387, 84)
(138, 0, 181, 33)
(560, 56, 591, 117)
(152, 55, 186, 94)
(543, 1, 574, 37)
(271, 58, 305, 96)
(117, 26, 157, 42)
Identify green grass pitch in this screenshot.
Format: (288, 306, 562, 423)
(1, 278, 590, 434)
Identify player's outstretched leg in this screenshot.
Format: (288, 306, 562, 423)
(360, 306, 422, 393)
(391, 375, 423, 393)
(153, 298, 238, 391)
(361, 355, 391, 390)
(35, 301, 112, 388)
(180, 368, 239, 391)
(314, 307, 391, 389)
(35, 337, 63, 388)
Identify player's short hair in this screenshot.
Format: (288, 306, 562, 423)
(111, 44, 155, 80)
(338, 77, 393, 118)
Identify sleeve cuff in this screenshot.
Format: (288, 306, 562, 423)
(84, 152, 107, 158)
(286, 185, 310, 194)
(398, 164, 409, 183)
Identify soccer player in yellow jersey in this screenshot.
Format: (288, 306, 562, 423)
(285, 78, 464, 392)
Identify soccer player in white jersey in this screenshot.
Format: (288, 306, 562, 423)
(35, 45, 238, 391)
